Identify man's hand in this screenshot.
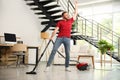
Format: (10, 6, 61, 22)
(75, 0, 78, 5)
(49, 27, 59, 41)
(49, 37, 53, 40)
(73, 0, 78, 20)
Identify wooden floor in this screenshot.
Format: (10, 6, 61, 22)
(0, 62, 120, 80)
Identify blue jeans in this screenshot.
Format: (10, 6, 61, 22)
(47, 37, 70, 67)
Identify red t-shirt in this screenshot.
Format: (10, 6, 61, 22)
(56, 18, 74, 38)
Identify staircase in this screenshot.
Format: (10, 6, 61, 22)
(24, 0, 120, 62)
(25, 0, 63, 32)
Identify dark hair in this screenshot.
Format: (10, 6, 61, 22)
(62, 11, 67, 16)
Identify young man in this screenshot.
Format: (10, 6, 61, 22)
(45, 0, 78, 72)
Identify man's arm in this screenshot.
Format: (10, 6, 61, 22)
(73, 0, 78, 20)
(50, 27, 59, 40)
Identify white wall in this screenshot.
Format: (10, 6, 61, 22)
(0, 0, 50, 61)
(0, 0, 45, 46)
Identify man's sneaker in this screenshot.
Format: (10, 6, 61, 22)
(44, 67, 50, 72)
(65, 67, 71, 72)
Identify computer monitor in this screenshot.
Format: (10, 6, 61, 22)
(4, 33, 16, 44)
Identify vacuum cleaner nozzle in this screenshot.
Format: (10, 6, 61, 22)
(26, 71, 37, 74)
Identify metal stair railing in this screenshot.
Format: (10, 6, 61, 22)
(57, 0, 120, 59)
(25, 0, 120, 60)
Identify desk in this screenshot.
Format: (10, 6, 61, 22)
(0, 44, 39, 65)
(0, 44, 13, 65)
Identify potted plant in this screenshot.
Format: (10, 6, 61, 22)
(98, 40, 114, 66)
(98, 40, 114, 55)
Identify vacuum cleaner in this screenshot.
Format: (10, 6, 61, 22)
(26, 40, 89, 74)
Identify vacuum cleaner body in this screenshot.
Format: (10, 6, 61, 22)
(76, 62, 89, 71)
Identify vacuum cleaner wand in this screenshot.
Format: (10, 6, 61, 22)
(26, 40, 51, 74)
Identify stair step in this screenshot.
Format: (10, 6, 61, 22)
(47, 10, 62, 15)
(24, 0, 33, 1)
(71, 35, 83, 40)
(41, 19, 61, 25)
(31, 7, 39, 10)
(35, 12, 46, 15)
(34, 12, 45, 16)
(39, 1, 53, 5)
(44, 5, 60, 10)
(35, 12, 43, 15)
(44, 1, 57, 6)
(80, 35, 94, 38)
(27, 2, 36, 6)
(35, 10, 62, 15)
(41, 21, 50, 25)
(51, 15, 62, 19)
(39, 17, 49, 19)
(71, 32, 79, 34)
(40, 15, 61, 19)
